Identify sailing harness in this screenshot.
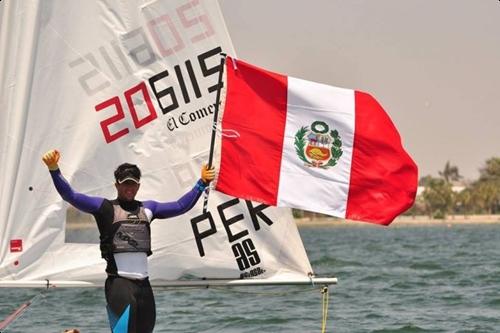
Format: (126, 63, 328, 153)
(100, 201, 151, 257)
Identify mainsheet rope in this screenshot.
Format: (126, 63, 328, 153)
(0, 282, 51, 332)
(321, 286, 330, 333)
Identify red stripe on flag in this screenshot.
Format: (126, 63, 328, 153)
(216, 59, 288, 205)
(346, 91, 418, 225)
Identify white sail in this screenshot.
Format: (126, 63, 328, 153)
(0, 0, 315, 285)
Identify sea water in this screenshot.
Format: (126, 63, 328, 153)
(1, 223, 499, 333)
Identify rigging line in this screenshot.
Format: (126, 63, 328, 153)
(229, 56, 238, 71)
(0, 283, 52, 332)
(211, 123, 240, 138)
(321, 286, 330, 333)
(309, 272, 315, 287)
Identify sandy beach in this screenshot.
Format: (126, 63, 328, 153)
(295, 214, 500, 227)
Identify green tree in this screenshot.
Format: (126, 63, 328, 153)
(469, 157, 500, 214)
(404, 193, 426, 216)
(479, 157, 500, 181)
(422, 177, 454, 219)
(455, 188, 473, 215)
(471, 182, 498, 214)
(418, 175, 433, 187)
(437, 161, 462, 217)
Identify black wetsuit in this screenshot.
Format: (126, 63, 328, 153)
(105, 270, 155, 333)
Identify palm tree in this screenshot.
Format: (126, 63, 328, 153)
(439, 161, 462, 183)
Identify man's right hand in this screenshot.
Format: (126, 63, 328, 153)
(42, 149, 60, 171)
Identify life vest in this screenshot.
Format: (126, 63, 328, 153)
(100, 200, 152, 259)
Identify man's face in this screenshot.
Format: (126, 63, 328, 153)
(115, 180, 140, 201)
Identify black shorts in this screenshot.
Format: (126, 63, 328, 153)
(105, 276, 156, 333)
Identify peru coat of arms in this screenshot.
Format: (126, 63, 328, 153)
(294, 121, 343, 169)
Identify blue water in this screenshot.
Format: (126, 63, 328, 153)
(2, 223, 500, 332)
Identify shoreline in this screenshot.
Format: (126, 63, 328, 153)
(66, 214, 500, 229)
(295, 214, 500, 227)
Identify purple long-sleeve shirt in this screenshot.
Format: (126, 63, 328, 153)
(49, 169, 206, 221)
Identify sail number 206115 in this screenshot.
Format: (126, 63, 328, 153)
(94, 47, 222, 144)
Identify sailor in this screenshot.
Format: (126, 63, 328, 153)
(42, 149, 215, 333)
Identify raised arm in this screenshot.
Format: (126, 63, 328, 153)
(43, 150, 104, 214)
(144, 164, 215, 220)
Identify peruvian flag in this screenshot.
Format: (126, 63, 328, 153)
(213, 57, 418, 225)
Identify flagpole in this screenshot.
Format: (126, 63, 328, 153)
(203, 53, 226, 213)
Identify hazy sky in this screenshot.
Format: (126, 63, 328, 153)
(218, 0, 500, 180)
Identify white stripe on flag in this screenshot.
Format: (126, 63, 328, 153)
(277, 77, 355, 217)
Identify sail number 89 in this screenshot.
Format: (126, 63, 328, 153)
(231, 238, 261, 271)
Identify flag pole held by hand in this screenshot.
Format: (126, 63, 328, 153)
(203, 53, 226, 213)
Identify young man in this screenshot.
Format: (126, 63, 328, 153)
(42, 149, 215, 333)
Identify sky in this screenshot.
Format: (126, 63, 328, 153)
(218, 0, 500, 181)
